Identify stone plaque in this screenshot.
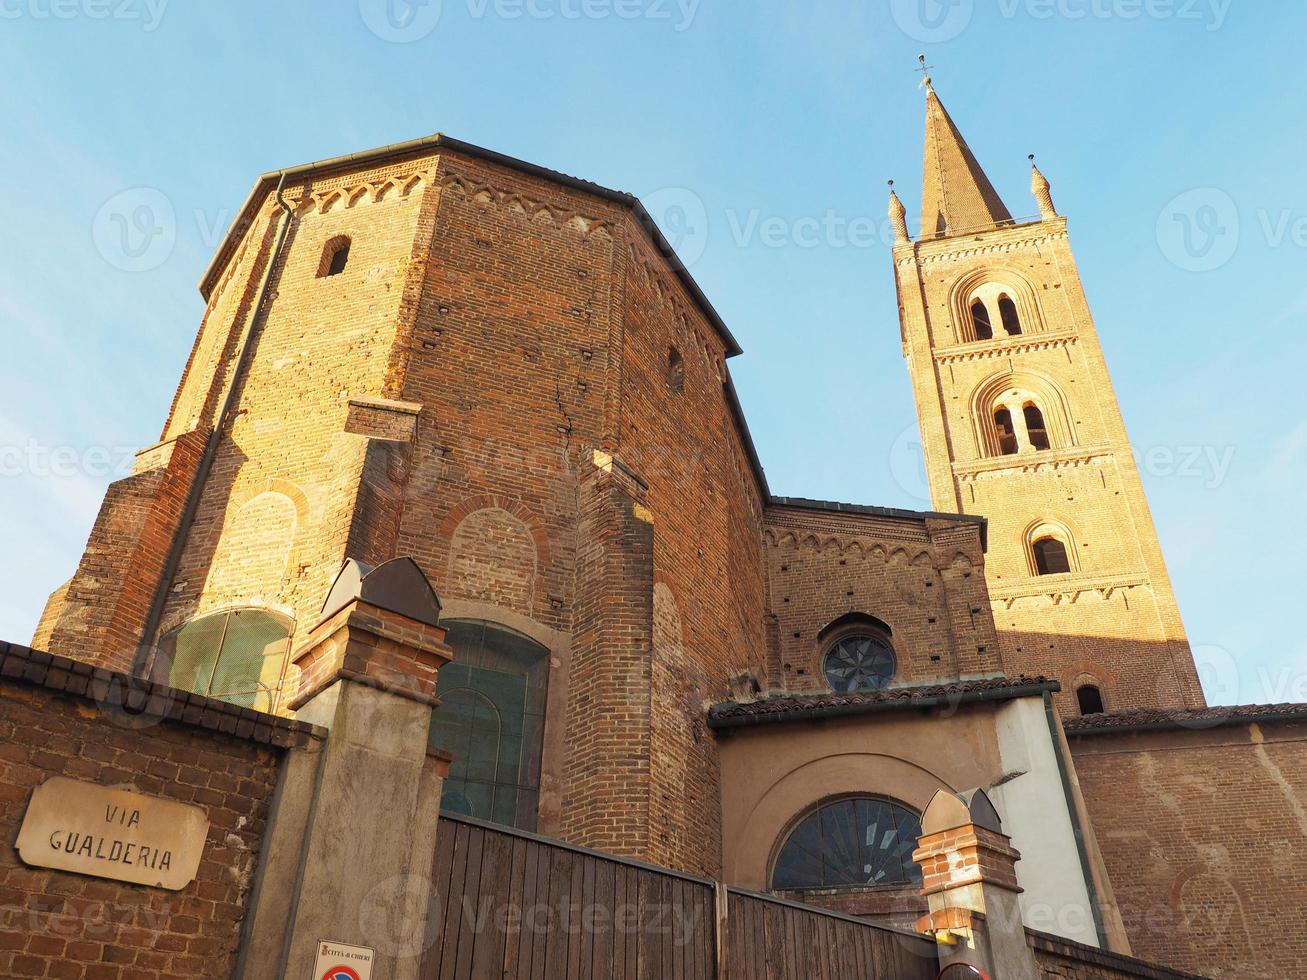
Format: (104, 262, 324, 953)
(16, 776, 209, 890)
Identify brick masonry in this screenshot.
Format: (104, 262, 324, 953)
(0, 642, 316, 979)
(1068, 718, 1307, 978)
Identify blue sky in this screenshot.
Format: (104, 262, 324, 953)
(2, 1, 1303, 706)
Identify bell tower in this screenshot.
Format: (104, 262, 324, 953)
(891, 75, 1204, 714)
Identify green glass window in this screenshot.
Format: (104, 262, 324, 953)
(429, 620, 549, 831)
(159, 608, 293, 712)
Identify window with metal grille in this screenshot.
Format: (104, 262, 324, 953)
(772, 797, 924, 891)
(823, 632, 896, 693)
(160, 608, 293, 713)
(429, 620, 549, 832)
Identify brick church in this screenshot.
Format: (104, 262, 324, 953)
(6, 75, 1306, 978)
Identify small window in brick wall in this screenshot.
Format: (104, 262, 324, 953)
(1033, 537, 1072, 576)
(1077, 684, 1106, 716)
(318, 236, 351, 277)
(667, 346, 685, 392)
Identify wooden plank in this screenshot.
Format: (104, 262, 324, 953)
(469, 825, 511, 979)
(437, 820, 472, 980)
(542, 844, 574, 979)
(590, 851, 615, 978)
(502, 835, 527, 979)
(420, 821, 458, 980)
(452, 824, 487, 980)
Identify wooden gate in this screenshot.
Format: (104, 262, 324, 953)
(420, 813, 938, 979)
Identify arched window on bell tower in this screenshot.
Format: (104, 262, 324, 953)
(994, 408, 1019, 455)
(971, 299, 994, 341)
(999, 295, 1022, 335)
(1024, 403, 1050, 450)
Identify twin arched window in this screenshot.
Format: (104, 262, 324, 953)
(772, 797, 924, 891)
(429, 619, 549, 832)
(159, 608, 294, 713)
(969, 293, 1021, 342)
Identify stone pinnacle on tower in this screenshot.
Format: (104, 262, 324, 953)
(1029, 154, 1058, 220)
(888, 180, 910, 245)
(919, 63, 1013, 239)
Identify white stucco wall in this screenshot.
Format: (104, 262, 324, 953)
(991, 696, 1099, 946)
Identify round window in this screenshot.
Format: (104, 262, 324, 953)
(823, 634, 896, 693)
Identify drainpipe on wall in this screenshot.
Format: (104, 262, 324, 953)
(135, 171, 296, 678)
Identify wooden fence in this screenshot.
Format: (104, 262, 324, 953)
(420, 813, 939, 979)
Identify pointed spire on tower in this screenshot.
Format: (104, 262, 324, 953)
(918, 59, 1013, 239)
(1029, 154, 1058, 220)
(888, 180, 910, 245)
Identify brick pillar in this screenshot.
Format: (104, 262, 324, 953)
(562, 450, 655, 857)
(41, 429, 207, 671)
(912, 788, 1039, 978)
(237, 557, 454, 980)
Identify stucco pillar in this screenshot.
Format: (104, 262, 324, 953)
(912, 788, 1039, 978)
(237, 557, 453, 980)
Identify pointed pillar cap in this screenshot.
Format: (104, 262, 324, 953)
(888, 179, 910, 245)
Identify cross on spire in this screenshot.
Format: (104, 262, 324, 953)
(917, 54, 935, 89)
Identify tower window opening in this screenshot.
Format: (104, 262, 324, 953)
(1077, 684, 1106, 716)
(318, 236, 351, 277)
(1024, 403, 1051, 451)
(667, 346, 685, 392)
(1034, 537, 1072, 576)
(994, 408, 1019, 456)
(971, 299, 994, 341)
(999, 295, 1022, 335)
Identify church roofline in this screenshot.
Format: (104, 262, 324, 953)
(707, 675, 1056, 732)
(1064, 703, 1307, 736)
(767, 496, 988, 550)
(197, 132, 743, 358)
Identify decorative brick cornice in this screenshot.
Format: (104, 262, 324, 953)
(288, 599, 453, 711)
(934, 332, 1079, 365)
(989, 573, 1149, 608)
(954, 445, 1114, 481)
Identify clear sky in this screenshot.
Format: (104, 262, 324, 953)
(2, 1, 1303, 707)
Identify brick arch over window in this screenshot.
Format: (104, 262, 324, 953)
(445, 505, 541, 616)
(1023, 516, 1081, 577)
(971, 371, 1076, 457)
(950, 268, 1044, 344)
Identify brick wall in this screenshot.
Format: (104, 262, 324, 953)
(763, 504, 999, 692)
(1068, 717, 1307, 978)
(0, 643, 314, 980)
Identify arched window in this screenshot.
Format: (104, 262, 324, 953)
(1024, 403, 1051, 451)
(772, 797, 924, 891)
(970, 299, 994, 341)
(1033, 537, 1072, 576)
(998, 295, 1021, 336)
(318, 236, 351, 277)
(823, 627, 896, 693)
(158, 608, 293, 712)
(994, 408, 1019, 456)
(1077, 685, 1106, 716)
(429, 619, 549, 831)
(667, 346, 685, 392)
